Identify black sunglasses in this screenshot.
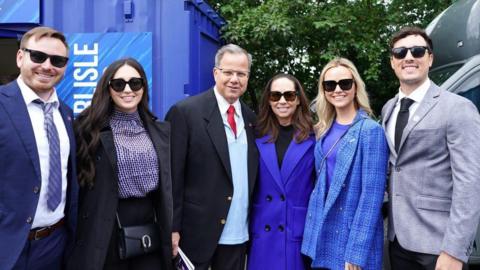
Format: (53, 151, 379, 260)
(22, 48, 69, 68)
(323, 79, 354, 92)
(391, 46, 430, 59)
(269, 91, 297, 102)
(109, 78, 145, 92)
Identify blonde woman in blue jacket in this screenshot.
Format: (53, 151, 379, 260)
(302, 57, 388, 270)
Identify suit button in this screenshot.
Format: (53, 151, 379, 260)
(339, 207, 343, 211)
(395, 167, 401, 172)
(220, 219, 226, 225)
(266, 195, 272, 202)
(264, 225, 271, 232)
(33, 186, 40, 194)
(96, 155, 101, 161)
(278, 225, 284, 232)
(227, 196, 232, 201)
(26, 217, 33, 224)
(82, 212, 89, 219)
(280, 194, 285, 201)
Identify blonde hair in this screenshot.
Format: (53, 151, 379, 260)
(313, 57, 372, 137)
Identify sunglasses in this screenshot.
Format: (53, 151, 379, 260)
(323, 79, 354, 92)
(109, 78, 145, 92)
(22, 48, 69, 68)
(391, 46, 430, 59)
(269, 91, 297, 102)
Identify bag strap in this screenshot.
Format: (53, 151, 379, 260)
(115, 200, 159, 229)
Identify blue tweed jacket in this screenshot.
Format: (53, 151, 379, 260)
(301, 110, 388, 270)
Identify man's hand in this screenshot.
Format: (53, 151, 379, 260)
(435, 251, 463, 270)
(172, 232, 180, 257)
(345, 262, 361, 270)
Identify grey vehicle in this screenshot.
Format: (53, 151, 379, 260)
(427, 0, 480, 265)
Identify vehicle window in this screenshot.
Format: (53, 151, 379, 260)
(457, 69, 480, 113)
(430, 64, 463, 85)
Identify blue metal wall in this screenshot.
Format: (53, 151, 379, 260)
(0, 0, 225, 118)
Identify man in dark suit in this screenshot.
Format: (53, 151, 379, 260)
(0, 26, 78, 269)
(382, 26, 480, 270)
(166, 44, 258, 270)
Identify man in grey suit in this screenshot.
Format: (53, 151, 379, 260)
(382, 26, 480, 270)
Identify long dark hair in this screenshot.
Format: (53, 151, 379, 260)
(75, 58, 154, 187)
(256, 73, 313, 143)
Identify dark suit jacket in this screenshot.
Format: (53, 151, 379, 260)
(67, 115, 173, 270)
(0, 80, 78, 270)
(165, 89, 258, 263)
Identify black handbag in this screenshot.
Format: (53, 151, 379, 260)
(116, 211, 161, 260)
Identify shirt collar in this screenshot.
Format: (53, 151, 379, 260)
(398, 78, 430, 104)
(213, 86, 241, 116)
(17, 76, 60, 108)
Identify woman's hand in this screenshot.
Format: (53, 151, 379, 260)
(345, 262, 361, 270)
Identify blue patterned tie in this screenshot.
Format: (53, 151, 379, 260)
(35, 99, 62, 211)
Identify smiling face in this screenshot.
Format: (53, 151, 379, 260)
(269, 77, 299, 126)
(323, 66, 357, 114)
(17, 36, 68, 99)
(213, 52, 250, 104)
(390, 34, 433, 94)
(109, 64, 144, 113)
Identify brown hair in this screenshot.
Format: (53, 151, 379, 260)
(256, 73, 313, 143)
(75, 58, 154, 187)
(389, 26, 433, 52)
(20, 26, 69, 53)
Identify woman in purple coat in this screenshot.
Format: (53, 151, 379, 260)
(248, 73, 315, 270)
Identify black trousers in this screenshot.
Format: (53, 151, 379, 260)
(103, 196, 162, 270)
(193, 243, 247, 270)
(389, 238, 469, 270)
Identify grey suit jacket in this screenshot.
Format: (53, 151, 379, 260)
(381, 81, 480, 262)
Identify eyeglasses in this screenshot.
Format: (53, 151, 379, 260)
(391, 46, 430, 59)
(22, 48, 69, 68)
(216, 67, 249, 79)
(109, 78, 145, 92)
(269, 91, 297, 102)
(323, 79, 354, 92)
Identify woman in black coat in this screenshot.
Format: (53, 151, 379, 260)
(67, 58, 173, 270)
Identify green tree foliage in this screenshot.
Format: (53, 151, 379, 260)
(208, 0, 453, 114)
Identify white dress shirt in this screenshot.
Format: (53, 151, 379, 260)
(18, 77, 70, 228)
(386, 79, 431, 150)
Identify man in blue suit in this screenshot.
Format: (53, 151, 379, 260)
(0, 26, 78, 270)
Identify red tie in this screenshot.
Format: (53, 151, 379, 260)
(227, 105, 237, 137)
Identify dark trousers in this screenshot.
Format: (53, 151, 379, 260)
(194, 243, 247, 270)
(13, 226, 67, 270)
(389, 238, 469, 270)
(103, 196, 162, 270)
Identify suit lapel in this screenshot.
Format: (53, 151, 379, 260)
(323, 128, 361, 214)
(0, 81, 41, 180)
(399, 84, 440, 152)
(242, 102, 258, 196)
(203, 90, 233, 181)
(382, 95, 398, 155)
(99, 128, 118, 173)
(58, 102, 75, 162)
(281, 135, 314, 186)
(256, 135, 284, 193)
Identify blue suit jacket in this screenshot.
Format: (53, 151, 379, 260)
(248, 134, 315, 270)
(302, 111, 388, 270)
(0, 80, 78, 269)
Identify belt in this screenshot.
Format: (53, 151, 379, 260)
(28, 218, 65, 241)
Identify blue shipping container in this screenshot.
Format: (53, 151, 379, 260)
(0, 0, 225, 118)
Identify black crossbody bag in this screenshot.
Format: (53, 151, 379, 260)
(116, 210, 161, 259)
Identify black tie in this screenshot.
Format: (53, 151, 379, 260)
(395, 98, 414, 152)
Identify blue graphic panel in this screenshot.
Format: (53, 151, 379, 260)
(56, 32, 153, 115)
(0, 0, 39, 23)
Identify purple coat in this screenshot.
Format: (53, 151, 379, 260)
(248, 134, 315, 270)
